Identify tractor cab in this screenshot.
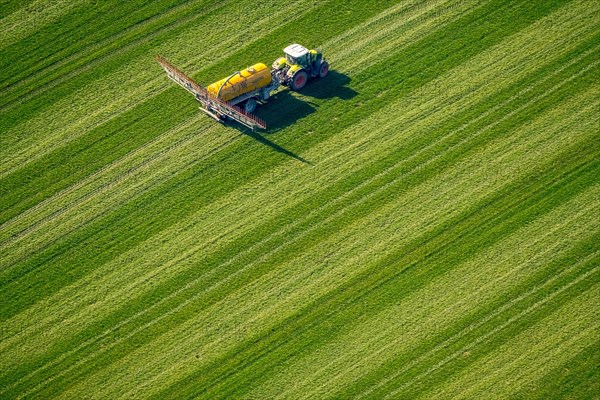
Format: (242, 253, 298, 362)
(273, 43, 329, 91)
(284, 43, 310, 68)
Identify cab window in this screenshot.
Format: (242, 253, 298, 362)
(286, 54, 296, 65)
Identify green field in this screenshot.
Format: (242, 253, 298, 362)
(1, 0, 599, 398)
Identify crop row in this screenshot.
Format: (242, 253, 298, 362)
(1, 0, 598, 398)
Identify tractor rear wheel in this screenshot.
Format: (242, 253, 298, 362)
(290, 69, 308, 91)
(319, 61, 329, 78)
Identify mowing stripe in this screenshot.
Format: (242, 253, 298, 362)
(0, 0, 508, 312)
(220, 159, 600, 400)
(157, 74, 596, 396)
(5, 60, 596, 400)
(0, 117, 229, 267)
(2, 0, 420, 231)
(0, 0, 580, 233)
(0, 0, 321, 178)
(4, 26, 592, 360)
(2, 7, 596, 388)
(0, 0, 482, 259)
(44, 86, 598, 399)
(54, 139, 596, 398)
(0, 0, 209, 99)
(0, 0, 85, 50)
(290, 249, 599, 400)
(2, 0, 592, 282)
(420, 280, 600, 399)
(242, 129, 600, 399)
(2, 0, 598, 397)
(150, 152, 596, 396)
(354, 253, 599, 398)
(3, 47, 596, 388)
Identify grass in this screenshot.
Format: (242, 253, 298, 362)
(1, 0, 599, 398)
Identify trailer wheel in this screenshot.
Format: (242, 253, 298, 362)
(290, 70, 308, 91)
(243, 98, 257, 113)
(319, 61, 329, 78)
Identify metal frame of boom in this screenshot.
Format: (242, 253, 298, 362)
(156, 55, 266, 130)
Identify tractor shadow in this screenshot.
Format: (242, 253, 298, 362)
(235, 91, 315, 164)
(301, 70, 358, 101)
(230, 71, 356, 165)
(254, 90, 316, 132)
(231, 93, 313, 164)
(254, 70, 357, 132)
(236, 127, 313, 165)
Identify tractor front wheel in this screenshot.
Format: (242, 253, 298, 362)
(290, 69, 308, 91)
(319, 61, 329, 78)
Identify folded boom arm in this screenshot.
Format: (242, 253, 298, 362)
(156, 55, 266, 130)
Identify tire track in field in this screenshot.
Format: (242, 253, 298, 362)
(8, 20, 596, 358)
(2, 21, 592, 390)
(0, 0, 85, 50)
(5, 0, 593, 277)
(43, 12, 600, 400)
(0, 0, 544, 244)
(0, 0, 592, 396)
(1, 0, 592, 238)
(0, 0, 216, 101)
(125, 61, 596, 396)
(0, 0, 320, 179)
(0, 0, 488, 294)
(0, 131, 239, 269)
(0, 0, 328, 250)
(28, 65, 597, 400)
(142, 112, 600, 400)
(422, 282, 600, 398)
(403, 276, 600, 399)
(319, 226, 600, 399)
(168, 188, 600, 398)
(0, 0, 450, 250)
(344, 0, 597, 78)
(3, 7, 596, 396)
(0, 0, 480, 350)
(2, 80, 167, 178)
(0, 118, 230, 268)
(0, 66, 536, 396)
(0, 116, 207, 246)
(246, 100, 596, 400)
(293, 242, 599, 399)
(325, 0, 470, 57)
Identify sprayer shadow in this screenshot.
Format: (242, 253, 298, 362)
(232, 71, 356, 164)
(231, 92, 314, 164)
(300, 70, 357, 101)
(239, 128, 312, 165)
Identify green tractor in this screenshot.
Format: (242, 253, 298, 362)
(272, 43, 329, 91)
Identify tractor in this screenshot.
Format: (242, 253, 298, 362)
(157, 43, 329, 129)
(272, 44, 329, 91)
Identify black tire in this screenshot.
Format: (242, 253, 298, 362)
(290, 69, 308, 91)
(243, 98, 257, 113)
(319, 61, 329, 78)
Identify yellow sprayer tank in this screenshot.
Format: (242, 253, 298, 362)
(207, 63, 271, 102)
